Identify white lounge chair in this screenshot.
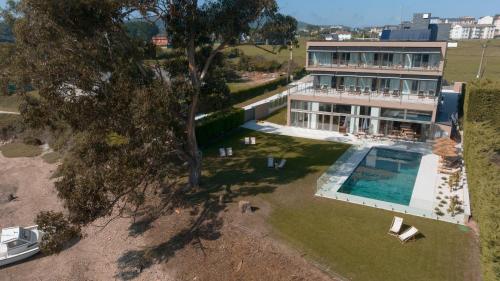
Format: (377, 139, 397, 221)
(226, 147, 233, 156)
(250, 137, 256, 145)
(219, 148, 226, 157)
(398, 226, 419, 244)
(388, 216, 403, 236)
(267, 156, 274, 168)
(244, 137, 250, 145)
(277, 159, 286, 169)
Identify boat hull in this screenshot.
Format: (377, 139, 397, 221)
(0, 247, 40, 267)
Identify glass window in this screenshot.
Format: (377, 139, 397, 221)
(349, 52, 360, 66)
(393, 53, 403, 67)
(318, 103, 332, 112)
(339, 52, 350, 65)
(319, 76, 332, 87)
(381, 108, 405, 119)
(404, 54, 412, 68)
(429, 54, 440, 68)
(291, 100, 311, 110)
(361, 53, 374, 66)
(310, 52, 332, 66)
(333, 104, 352, 114)
(359, 106, 371, 116)
(405, 110, 432, 122)
(7, 240, 27, 249)
(412, 54, 422, 67)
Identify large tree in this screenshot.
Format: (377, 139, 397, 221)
(3, 0, 294, 229)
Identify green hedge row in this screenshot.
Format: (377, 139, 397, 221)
(196, 108, 245, 147)
(463, 80, 500, 281)
(230, 67, 306, 106)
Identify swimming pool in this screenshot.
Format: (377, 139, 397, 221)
(337, 147, 422, 206)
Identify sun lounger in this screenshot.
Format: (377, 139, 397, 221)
(250, 137, 256, 145)
(244, 137, 250, 145)
(219, 148, 226, 157)
(398, 226, 419, 243)
(388, 216, 403, 236)
(226, 147, 233, 156)
(277, 159, 286, 169)
(267, 156, 274, 168)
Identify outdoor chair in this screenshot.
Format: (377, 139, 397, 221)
(338, 85, 345, 93)
(398, 226, 419, 244)
(363, 87, 370, 95)
(388, 216, 404, 236)
(219, 148, 226, 157)
(226, 147, 233, 157)
(383, 88, 390, 96)
(267, 156, 274, 168)
(392, 90, 400, 97)
(428, 90, 435, 98)
(276, 159, 287, 169)
(418, 91, 425, 99)
(348, 85, 355, 94)
(355, 86, 362, 95)
(250, 137, 256, 145)
(244, 137, 250, 145)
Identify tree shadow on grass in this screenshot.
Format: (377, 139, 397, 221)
(116, 128, 350, 280)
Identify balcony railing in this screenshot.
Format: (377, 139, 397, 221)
(287, 83, 439, 105)
(307, 63, 441, 73)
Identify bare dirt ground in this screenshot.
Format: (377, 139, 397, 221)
(0, 154, 336, 281)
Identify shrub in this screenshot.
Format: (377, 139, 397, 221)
(196, 108, 245, 147)
(463, 79, 500, 280)
(35, 211, 81, 255)
(23, 136, 43, 146)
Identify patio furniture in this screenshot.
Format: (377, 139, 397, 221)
(244, 137, 250, 145)
(383, 88, 390, 96)
(267, 156, 274, 168)
(250, 137, 256, 145)
(276, 159, 287, 169)
(363, 87, 370, 95)
(398, 226, 419, 244)
(355, 86, 362, 95)
(428, 90, 435, 98)
(392, 90, 400, 97)
(388, 216, 404, 236)
(418, 91, 425, 99)
(219, 148, 226, 157)
(348, 85, 355, 94)
(338, 85, 345, 93)
(439, 167, 460, 174)
(226, 147, 233, 156)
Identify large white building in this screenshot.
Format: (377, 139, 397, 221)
(450, 23, 495, 40)
(494, 15, 500, 38)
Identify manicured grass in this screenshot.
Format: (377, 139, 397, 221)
(230, 37, 309, 68)
(445, 39, 500, 83)
(263, 107, 287, 125)
(202, 128, 477, 281)
(42, 152, 61, 164)
(0, 143, 43, 158)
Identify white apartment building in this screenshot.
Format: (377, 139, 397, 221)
(494, 15, 500, 38)
(450, 24, 495, 40)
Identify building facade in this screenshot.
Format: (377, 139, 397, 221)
(450, 24, 495, 39)
(286, 41, 448, 141)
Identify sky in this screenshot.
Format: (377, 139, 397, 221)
(1, 0, 499, 27)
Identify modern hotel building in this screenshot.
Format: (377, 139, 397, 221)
(286, 41, 449, 141)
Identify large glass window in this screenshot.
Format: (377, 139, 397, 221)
(405, 110, 432, 122)
(359, 106, 371, 116)
(381, 53, 394, 67)
(339, 52, 350, 65)
(333, 104, 352, 114)
(318, 103, 332, 112)
(429, 54, 440, 69)
(360, 53, 374, 66)
(358, 77, 372, 91)
(402, 79, 418, 94)
(319, 75, 333, 88)
(291, 112, 309, 128)
(381, 108, 405, 119)
(309, 52, 332, 66)
(344, 76, 357, 90)
(349, 52, 360, 66)
(291, 100, 311, 111)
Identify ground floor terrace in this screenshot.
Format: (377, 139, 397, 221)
(287, 97, 446, 142)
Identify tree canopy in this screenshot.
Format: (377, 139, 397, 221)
(3, 0, 297, 237)
(124, 20, 159, 42)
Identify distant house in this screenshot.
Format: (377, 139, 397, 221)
(152, 35, 169, 47)
(336, 32, 352, 41)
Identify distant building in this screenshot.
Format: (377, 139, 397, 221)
(337, 32, 352, 41)
(152, 35, 169, 47)
(478, 16, 494, 25)
(450, 23, 495, 40)
(381, 13, 450, 41)
(493, 15, 500, 38)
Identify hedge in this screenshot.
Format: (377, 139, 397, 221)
(463, 80, 500, 281)
(196, 108, 245, 147)
(230, 67, 306, 106)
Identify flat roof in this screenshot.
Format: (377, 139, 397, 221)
(307, 40, 448, 48)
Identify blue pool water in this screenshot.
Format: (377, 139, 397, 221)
(338, 147, 422, 206)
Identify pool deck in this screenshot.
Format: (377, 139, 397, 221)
(243, 121, 471, 225)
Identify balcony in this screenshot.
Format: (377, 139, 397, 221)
(287, 83, 439, 108)
(306, 62, 442, 76)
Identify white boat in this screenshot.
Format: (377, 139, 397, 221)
(0, 225, 43, 267)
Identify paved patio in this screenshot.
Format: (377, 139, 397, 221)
(242, 120, 471, 225)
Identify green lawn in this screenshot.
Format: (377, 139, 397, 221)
(263, 107, 287, 125)
(233, 85, 288, 108)
(0, 143, 43, 158)
(444, 39, 500, 83)
(201, 128, 477, 281)
(41, 151, 61, 164)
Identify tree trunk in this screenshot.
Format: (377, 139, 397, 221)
(186, 37, 202, 189)
(186, 91, 201, 189)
